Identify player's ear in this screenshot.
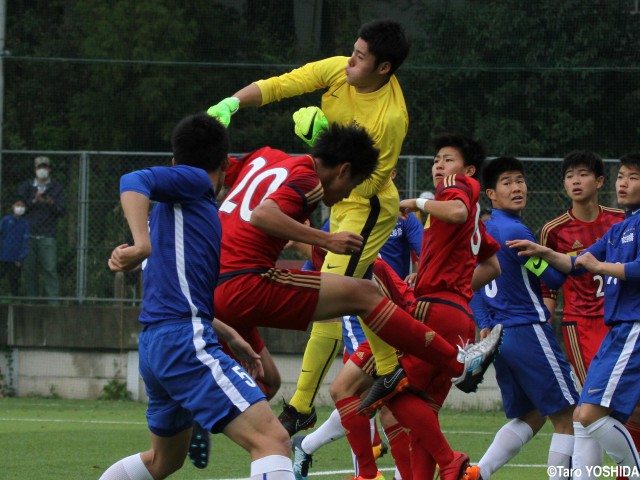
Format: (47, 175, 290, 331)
(595, 175, 604, 189)
(485, 188, 496, 202)
(464, 165, 476, 178)
(377, 61, 391, 76)
(171, 157, 177, 166)
(338, 162, 351, 178)
(221, 155, 231, 172)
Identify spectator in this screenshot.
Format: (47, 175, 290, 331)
(18, 156, 66, 302)
(0, 198, 30, 296)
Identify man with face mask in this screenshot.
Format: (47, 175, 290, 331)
(0, 198, 30, 296)
(18, 156, 66, 302)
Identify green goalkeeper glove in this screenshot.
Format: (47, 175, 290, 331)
(293, 106, 329, 147)
(207, 97, 240, 127)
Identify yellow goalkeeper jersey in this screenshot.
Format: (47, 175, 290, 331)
(255, 56, 408, 199)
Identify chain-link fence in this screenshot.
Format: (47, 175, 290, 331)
(0, 150, 623, 303)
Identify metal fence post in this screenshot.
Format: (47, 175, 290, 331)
(76, 152, 89, 303)
(406, 155, 417, 199)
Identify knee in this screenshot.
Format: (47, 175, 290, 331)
(351, 280, 384, 314)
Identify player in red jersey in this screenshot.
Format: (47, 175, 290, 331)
(538, 150, 640, 479)
(213, 125, 503, 480)
(363, 134, 503, 480)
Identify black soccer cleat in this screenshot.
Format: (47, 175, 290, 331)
(188, 421, 211, 469)
(278, 400, 317, 437)
(357, 364, 409, 416)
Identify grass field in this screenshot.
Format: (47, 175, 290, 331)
(0, 397, 574, 479)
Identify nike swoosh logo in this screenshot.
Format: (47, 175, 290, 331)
(587, 388, 602, 394)
(383, 369, 403, 389)
(326, 264, 340, 270)
(532, 257, 543, 269)
(302, 112, 317, 141)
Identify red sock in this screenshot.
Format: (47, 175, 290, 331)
(336, 396, 378, 479)
(618, 418, 640, 480)
(361, 297, 462, 377)
(410, 433, 438, 480)
(383, 422, 413, 480)
(387, 393, 454, 468)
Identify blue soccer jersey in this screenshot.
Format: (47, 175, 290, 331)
(120, 165, 221, 326)
(479, 209, 566, 328)
(379, 212, 422, 279)
(480, 209, 578, 417)
(577, 209, 640, 325)
(120, 164, 265, 436)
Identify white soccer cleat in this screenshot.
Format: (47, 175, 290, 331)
(452, 324, 503, 393)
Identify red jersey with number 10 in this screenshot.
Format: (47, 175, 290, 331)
(219, 147, 323, 273)
(539, 206, 624, 317)
(414, 174, 500, 309)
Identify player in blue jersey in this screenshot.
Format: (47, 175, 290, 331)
(506, 153, 640, 477)
(464, 156, 579, 480)
(99, 114, 295, 480)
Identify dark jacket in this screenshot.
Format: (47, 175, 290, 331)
(18, 178, 66, 237)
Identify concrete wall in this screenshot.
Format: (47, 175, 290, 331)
(0, 304, 502, 409)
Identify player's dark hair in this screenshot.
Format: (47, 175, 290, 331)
(432, 133, 486, 179)
(619, 153, 640, 170)
(561, 150, 604, 178)
(312, 124, 379, 180)
(358, 19, 410, 76)
(171, 114, 229, 172)
(483, 156, 525, 190)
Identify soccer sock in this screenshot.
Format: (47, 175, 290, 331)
(626, 416, 640, 457)
(99, 453, 153, 480)
(371, 416, 382, 446)
(409, 430, 438, 479)
(361, 321, 399, 375)
(586, 416, 640, 469)
(573, 421, 603, 480)
(360, 297, 461, 376)
(548, 433, 574, 480)
(383, 421, 413, 480)
(250, 455, 294, 479)
(478, 418, 534, 478)
(289, 321, 342, 414)
(336, 396, 378, 479)
(387, 393, 453, 468)
(301, 408, 345, 454)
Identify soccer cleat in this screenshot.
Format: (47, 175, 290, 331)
(452, 324, 503, 393)
(372, 441, 388, 460)
(346, 471, 386, 480)
(278, 400, 317, 437)
(438, 451, 470, 480)
(357, 365, 409, 416)
(187, 421, 210, 469)
(462, 465, 483, 480)
(292, 435, 313, 480)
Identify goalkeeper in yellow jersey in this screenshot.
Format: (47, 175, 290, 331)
(205, 18, 410, 446)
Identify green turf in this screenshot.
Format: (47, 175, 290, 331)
(0, 397, 592, 479)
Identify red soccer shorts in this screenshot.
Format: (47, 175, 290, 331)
(562, 314, 610, 386)
(215, 268, 321, 333)
(400, 298, 475, 408)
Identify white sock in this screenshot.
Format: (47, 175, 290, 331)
(250, 454, 294, 479)
(573, 421, 603, 480)
(394, 466, 402, 479)
(99, 453, 153, 480)
(478, 418, 534, 479)
(548, 433, 574, 479)
(301, 408, 345, 454)
(586, 416, 640, 469)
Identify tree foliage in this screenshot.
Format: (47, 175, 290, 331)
(4, 0, 640, 156)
